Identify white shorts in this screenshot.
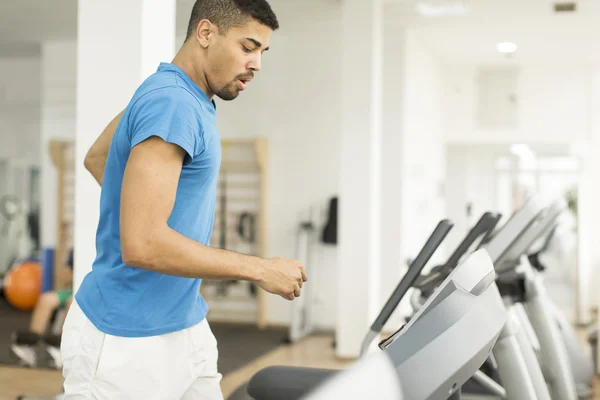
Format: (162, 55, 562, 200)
(60, 300, 223, 400)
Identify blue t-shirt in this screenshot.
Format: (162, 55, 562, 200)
(75, 62, 221, 337)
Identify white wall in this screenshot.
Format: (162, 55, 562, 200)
(0, 44, 76, 255)
(57, 0, 448, 331)
(581, 70, 600, 328)
(445, 144, 498, 250)
(400, 30, 447, 264)
(0, 55, 41, 271)
(212, 0, 343, 328)
(379, 29, 448, 329)
(379, 19, 407, 331)
(444, 65, 591, 145)
(211, 2, 449, 330)
(40, 39, 77, 248)
(442, 63, 599, 324)
(0, 56, 41, 165)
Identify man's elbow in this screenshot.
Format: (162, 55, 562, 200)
(121, 236, 155, 269)
(83, 151, 98, 173)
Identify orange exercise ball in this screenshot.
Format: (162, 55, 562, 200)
(3, 260, 42, 311)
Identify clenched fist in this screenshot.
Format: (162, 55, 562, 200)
(257, 257, 308, 301)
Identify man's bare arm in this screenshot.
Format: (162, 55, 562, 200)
(84, 110, 124, 186)
(120, 136, 307, 300)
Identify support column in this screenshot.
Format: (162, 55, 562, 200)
(579, 70, 600, 330)
(380, 19, 408, 332)
(40, 40, 76, 251)
(74, 0, 176, 291)
(337, 0, 384, 358)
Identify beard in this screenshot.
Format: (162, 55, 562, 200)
(215, 81, 241, 101)
(214, 72, 254, 101)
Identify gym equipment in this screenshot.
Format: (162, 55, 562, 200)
(470, 196, 556, 400)
(526, 215, 594, 398)
(285, 219, 316, 344)
(1, 194, 22, 236)
(235, 245, 507, 399)
(0, 195, 34, 278)
(228, 219, 510, 400)
(485, 198, 578, 400)
(427, 196, 583, 400)
(361, 212, 501, 356)
(411, 211, 502, 299)
(203, 138, 269, 327)
(410, 198, 552, 400)
(421, 197, 589, 400)
(237, 212, 257, 243)
(321, 197, 337, 245)
(9, 331, 63, 370)
(360, 219, 454, 355)
(551, 299, 594, 399)
(300, 351, 403, 399)
(3, 260, 42, 311)
(227, 219, 454, 400)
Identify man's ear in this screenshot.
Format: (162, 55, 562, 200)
(196, 19, 214, 48)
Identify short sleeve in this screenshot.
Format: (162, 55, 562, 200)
(128, 86, 203, 166)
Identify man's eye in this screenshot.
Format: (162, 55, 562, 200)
(242, 46, 252, 53)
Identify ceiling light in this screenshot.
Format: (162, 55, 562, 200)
(510, 144, 536, 160)
(497, 42, 517, 54)
(416, 2, 470, 17)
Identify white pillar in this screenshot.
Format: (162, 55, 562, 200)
(581, 72, 600, 343)
(586, 71, 600, 372)
(337, 0, 384, 358)
(380, 19, 408, 332)
(74, 0, 176, 291)
(40, 40, 77, 249)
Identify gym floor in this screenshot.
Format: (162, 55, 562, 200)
(0, 335, 348, 400)
(0, 333, 597, 400)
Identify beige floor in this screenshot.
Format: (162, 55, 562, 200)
(0, 334, 598, 399)
(0, 335, 348, 400)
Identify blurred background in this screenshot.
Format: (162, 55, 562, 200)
(0, 0, 599, 399)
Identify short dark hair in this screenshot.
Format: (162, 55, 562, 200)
(185, 0, 279, 40)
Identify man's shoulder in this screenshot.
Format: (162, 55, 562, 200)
(134, 74, 200, 106)
(126, 77, 206, 127)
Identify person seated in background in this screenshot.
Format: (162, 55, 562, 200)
(10, 249, 74, 368)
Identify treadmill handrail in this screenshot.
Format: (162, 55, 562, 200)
(482, 195, 545, 265)
(244, 249, 507, 400)
(370, 219, 453, 333)
(445, 212, 502, 269)
(415, 212, 501, 294)
(494, 199, 566, 273)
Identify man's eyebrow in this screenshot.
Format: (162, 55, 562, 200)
(246, 37, 269, 51)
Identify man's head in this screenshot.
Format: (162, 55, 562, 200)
(184, 0, 279, 101)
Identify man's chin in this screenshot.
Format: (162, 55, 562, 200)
(217, 94, 239, 101)
(216, 88, 241, 101)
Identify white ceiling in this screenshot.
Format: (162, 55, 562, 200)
(0, 0, 195, 57)
(0, 0, 598, 67)
(0, 0, 76, 54)
(386, 0, 600, 67)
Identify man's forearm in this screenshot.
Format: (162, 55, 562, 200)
(122, 224, 266, 282)
(85, 110, 124, 186)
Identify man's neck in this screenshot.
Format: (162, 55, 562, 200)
(171, 47, 213, 99)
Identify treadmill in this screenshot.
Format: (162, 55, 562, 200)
(300, 350, 404, 399)
(483, 198, 580, 400)
(227, 219, 454, 400)
(302, 248, 506, 400)
(441, 196, 579, 400)
(228, 219, 509, 400)
(361, 211, 502, 356)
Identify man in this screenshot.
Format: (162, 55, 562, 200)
(60, 1, 307, 399)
